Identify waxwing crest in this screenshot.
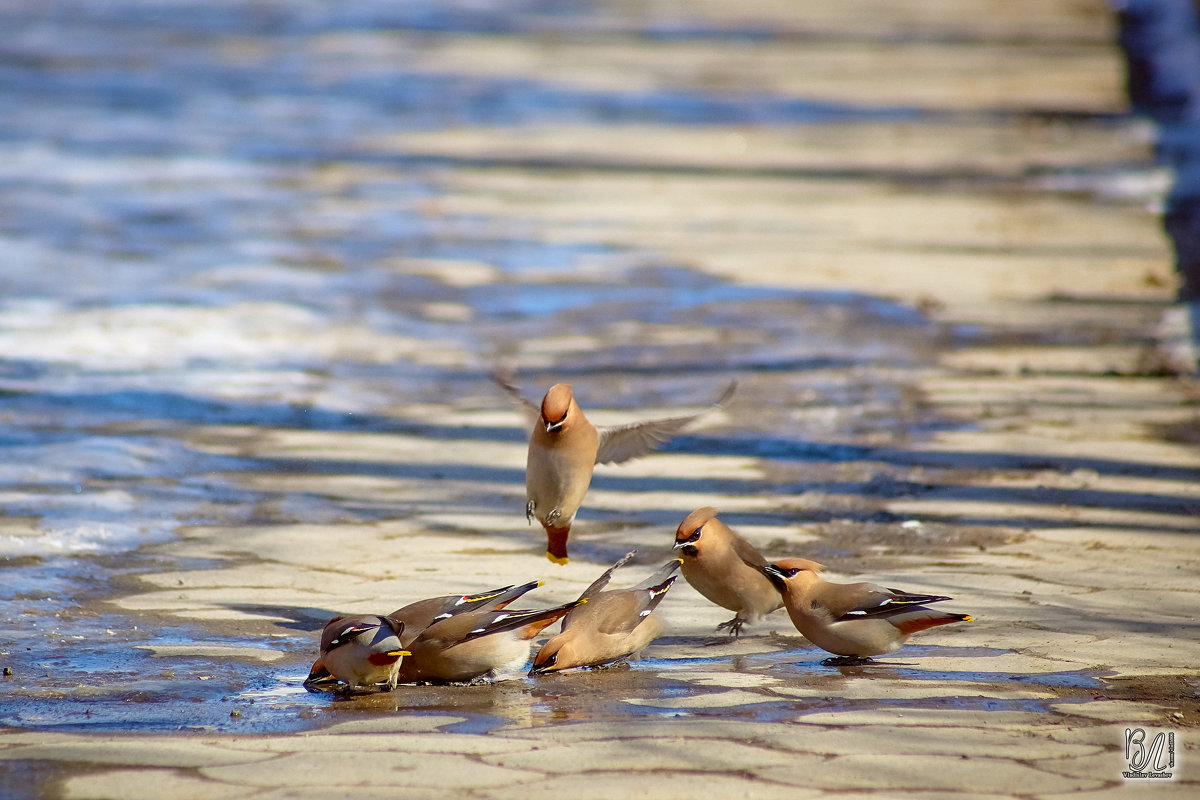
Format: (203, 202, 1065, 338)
(541, 384, 574, 426)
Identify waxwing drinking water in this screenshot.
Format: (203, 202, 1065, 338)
(761, 558, 972, 665)
(530, 550, 680, 675)
(305, 614, 409, 692)
(397, 597, 584, 684)
(496, 374, 735, 565)
(303, 581, 544, 689)
(673, 507, 783, 636)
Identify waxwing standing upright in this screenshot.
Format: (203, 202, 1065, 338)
(673, 507, 783, 636)
(530, 550, 680, 675)
(497, 374, 736, 565)
(304, 614, 409, 692)
(760, 558, 972, 665)
(397, 595, 584, 684)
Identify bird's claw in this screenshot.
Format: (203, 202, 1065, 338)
(546, 507, 562, 526)
(525, 500, 536, 525)
(714, 617, 746, 638)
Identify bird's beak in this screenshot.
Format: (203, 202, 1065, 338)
(760, 563, 786, 589)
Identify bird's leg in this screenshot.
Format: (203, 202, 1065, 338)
(525, 500, 536, 524)
(821, 655, 876, 667)
(714, 616, 746, 638)
(545, 506, 562, 526)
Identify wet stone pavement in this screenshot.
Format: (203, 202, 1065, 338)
(0, 0, 1198, 797)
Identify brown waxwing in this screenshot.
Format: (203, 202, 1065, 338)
(304, 614, 409, 692)
(497, 374, 736, 565)
(530, 550, 681, 675)
(761, 558, 972, 665)
(388, 579, 543, 648)
(673, 507, 782, 636)
(396, 597, 584, 684)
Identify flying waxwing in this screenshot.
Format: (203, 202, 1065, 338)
(497, 374, 735, 565)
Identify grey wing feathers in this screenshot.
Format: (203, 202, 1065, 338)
(590, 577, 677, 636)
(492, 370, 539, 429)
(730, 534, 770, 570)
(594, 379, 735, 465)
(460, 602, 582, 644)
(825, 583, 952, 621)
(631, 557, 682, 591)
(594, 416, 693, 464)
(578, 550, 638, 601)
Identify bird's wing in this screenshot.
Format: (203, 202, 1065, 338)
(594, 380, 735, 465)
(321, 616, 376, 652)
(458, 600, 586, 644)
(637, 575, 678, 619)
(730, 534, 770, 570)
(631, 557, 682, 591)
(588, 579, 677, 636)
(818, 582, 952, 622)
(577, 550, 638, 602)
(461, 579, 542, 611)
(492, 370, 539, 430)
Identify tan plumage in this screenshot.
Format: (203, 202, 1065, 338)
(530, 551, 680, 675)
(497, 374, 736, 564)
(673, 507, 782, 636)
(304, 614, 409, 692)
(397, 597, 583, 684)
(761, 558, 973, 665)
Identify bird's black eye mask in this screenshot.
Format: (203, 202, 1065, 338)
(675, 527, 702, 546)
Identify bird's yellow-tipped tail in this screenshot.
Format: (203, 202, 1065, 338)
(545, 526, 570, 565)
